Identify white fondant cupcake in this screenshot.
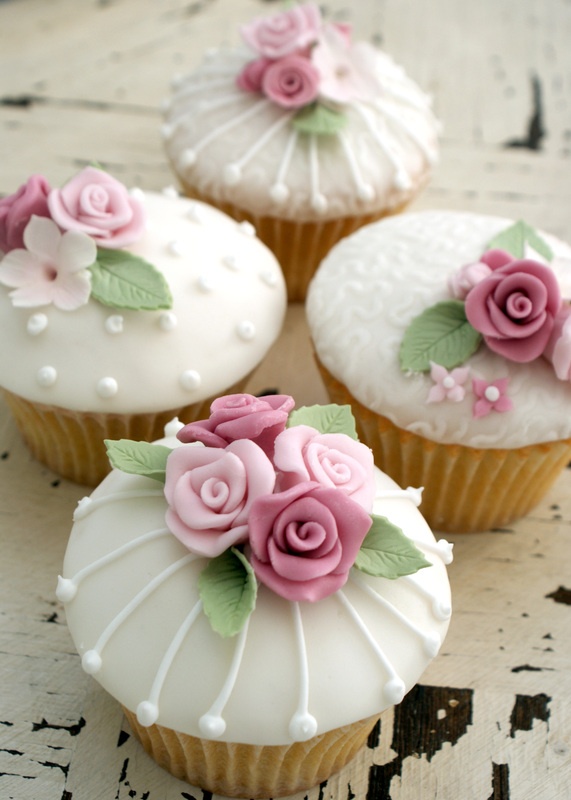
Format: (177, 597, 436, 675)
(162, 3, 439, 300)
(0, 169, 286, 485)
(57, 397, 452, 797)
(307, 210, 571, 532)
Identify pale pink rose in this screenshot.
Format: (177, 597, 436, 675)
(164, 439, 276, 558)
(240, 4, 322, 59)
(0, 175, 51, 253)
(248, 481, 372, 602)
(0, 216, 94, 310)
(544, 306, 571, 381)
(262, 54, 320, 108)
(236, 57, 272, 93)
(465, 258, 561, 362)
(177, 393, 295, 458)
(273, 424, 375, 511)
(472, 378, 513, 419)
(48, 167, 145, 248)
(311, 25, 380, 104)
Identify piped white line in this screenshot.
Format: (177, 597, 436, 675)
(288, 602, 318, 741)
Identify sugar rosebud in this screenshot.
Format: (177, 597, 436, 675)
(543, 305, 571, 381)
(0, 175, 51, 253)
(261, 55, 320, 109)
(236, 57, 272, 93)
(240, 4, 322, 59)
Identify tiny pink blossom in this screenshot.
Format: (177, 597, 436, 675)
(472, 377, 513, 419)
(261, 54, 320, 108)
(543, 305, 571, 381)
(311, 25, 380, 104)
(427, 362, 470, 403)
(240, 3, 322, 59)
(0, 215, 94, 310)
(236, 57, 272, 93)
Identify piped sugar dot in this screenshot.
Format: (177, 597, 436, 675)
(289, 712, 318, 742)
(311, 194, 328, 214)
(73, 496, 93, 521)
(180, 370, 202, 391)
(484, 386, 501, 403)
(159, 311, 178, 331)
(130, 187, 145, 202)
(436, 539, 454, 565)
(270, 183, 290, 204)
(137, 701, 159, 727)
(260, 270, 278, 288)
(161, 122, 174, 139)
(422, 632, 441, 658)
(405, 486, 423, 507)
(164, 417, 184, 437)
(27, 313, 48, 336)
(199, 713, 226, 738)
(56, 576, 77, 603)
(394, 170, 412, 191)
(222, 255, 240, 271)
(432, 598, 452, 621)
(239, 220, 256, 237)
(82, 650, 102, 675)
(162, 185, 179, 199)
(357, 183, 376, 202)
(237, 320, 255, 341)
(443, 376, 456, 389)
(105, 315, 124, 335)
(97, 377, 118, 399)
(186, 203, 202, 223)
(37, 366, 57, 387)
(223, 164, 242, 185)
(167, 240, 185, 257)
(179, 149, 197, 169)
(197, 274, 216, 292)
(384, 677, 406, 704)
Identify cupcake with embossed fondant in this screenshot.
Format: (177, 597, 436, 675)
(307, 211, 571, 532)
(162, 3, 439, 301)
(57, 396, 452, 798)
(0, 168, 286, 485)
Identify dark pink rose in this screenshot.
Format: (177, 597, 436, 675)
(0, 175, 51, 253)
(465, 258, 561, 362)
(261, 55, 320, 108)
(248, 481, 372, 602)
(47, 166, 145, 248)
(544, 305, 571, 381)
(273, 425, 375, 511)
(240, 4, 321, 59)
(164, 439, 276, 558)
(177, 393, 295, 458)
(236, 57, 272, 93)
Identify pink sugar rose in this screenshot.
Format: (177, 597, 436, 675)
(273, 425, 375, 511)
(248, 481, 372, 602)
(472, 378, 513, 419)
(164, 439, 276, 558)
(0, 175, 51, 254)
(544, 306, 571, 381)
(177, 393, 295, 459)
(465, 258, 561, 362)
(236, 57, 272, 93)
(47, 167, 145, 249)
(240, 4, 322, 59)
(261, 55, 320, 108)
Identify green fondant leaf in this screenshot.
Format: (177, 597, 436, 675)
(292, 103, 346, 136)
(286, 404, 358, 439)
(487, 220, 553, 262)
(354, 514, 431, 579)
(104, 439, 170, 482)
(400, 300, 482, 373)
(198, 548, 257, 638)
(90, 248, 173, 310)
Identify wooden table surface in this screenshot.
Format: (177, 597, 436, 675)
(1, 1, 570, 799)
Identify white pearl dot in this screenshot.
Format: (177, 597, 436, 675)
(164, 417, 184, 437)
(55, 576, 77, 603)
(180, 370, 202, 391)
(27, 313, 48, 336)
(289, 712, 318, 742)
(197, 274, 216, 292)
(384, 677, 406, 704)
(237, 320, 256, 341)
(162, 185, 179, 199)
(433, 598, 452, 621)
(105, 315, 124, 334)
(82, 650, 102, 675)
(223, 255, 240, 271)
(137, 701, 159, 727)
(394, 170, 412, 190)
(159, 311, 177, 331)
(223, 164, 242, 185)
(130, 187, 145, 202)
(167, 240, 185, 257)
(442, 376, 455, 389)
(484, 386, 501, 403)
(270, 183, 290, 204)
(161, 122, 174, 140)
(357, 183, 376, 201)
(260, 270, 278, 287)
(37, 366, 57, 387)
(73, 496, 92, 521)
(97, 377, 118, 398)
(239, 220, 256, 237)
(311, 194, 328, 214)
(186, 203, 202, 223)
(180, 149, 196, 169)
(437, 539, 454, 565)
(199, 713, 226, 738)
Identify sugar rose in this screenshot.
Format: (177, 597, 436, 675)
(273, 424, 375, 511)
(544, 306, 571, 381)
(177, 393, 295, 458)
(248, 481, 372, 602)
(164, 440, 276, 558)
(0, 175, 51, 254)
(261, 55, 320, 109)
(48, 167, 145, 248)
(240, 4, 321, 59)
(465, 257, 561, 362)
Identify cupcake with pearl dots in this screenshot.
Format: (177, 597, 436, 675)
(162, 3, 440, 301)
(0, 167, 286, 485)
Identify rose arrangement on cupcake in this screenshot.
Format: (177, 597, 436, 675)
(236, 3, 382, 134)
(0, 167, 171, 311)
(105, 394, 430, 636)
(400, 220, 571, 417)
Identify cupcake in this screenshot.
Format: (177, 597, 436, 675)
(307, 211, 571, 533)
(0, 168, 286, 485)
(57, 395, 452, 798)
(162, 3, 439, 301)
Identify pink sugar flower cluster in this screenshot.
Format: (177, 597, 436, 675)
(164, 394, 376, 602)
(236, 3, 380, 110)
(0, 167, 145, 311)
